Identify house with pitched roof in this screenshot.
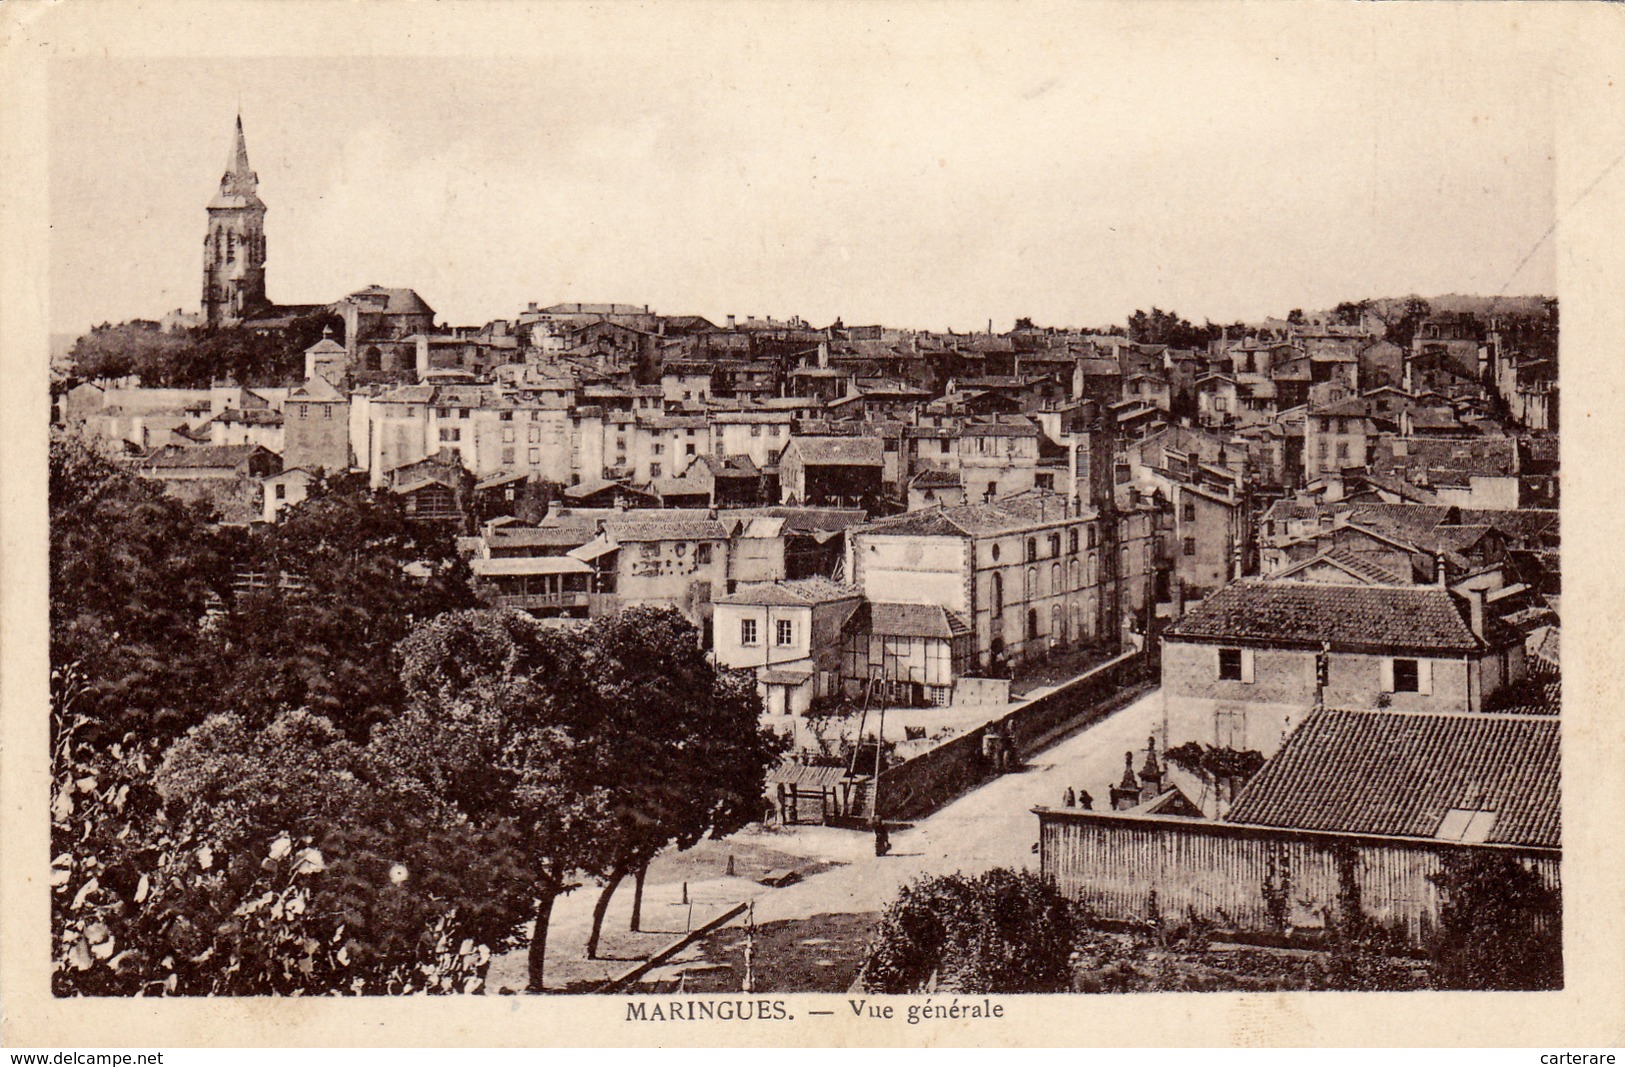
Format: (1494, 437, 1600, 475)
(779, 435, 885, 508)
(1037, 706, 1559, 944)
(1161, 580, 1527, 757)
(848, 489, 1111, 673)
(714, 578, 865, 718)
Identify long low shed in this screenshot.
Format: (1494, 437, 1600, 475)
(1036, 807, 1559, 946)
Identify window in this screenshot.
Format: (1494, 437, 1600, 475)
(652, 443, 664, 455)
(1388, 657, 1430, 694)
(528, 448, 541, 466)
(528, 426, 541, 444)
(500, 411, 513, 422)
(437, 407, 450, 418)
(1027, 538, 1037, 562)
(696, 543, 712, 564)
(776, 619, 794, 646)
(740, 618, 758, 645)
(750, 425, 762, 437)
(1068, 529, 1079, 554)
(1087, 525, 1097, 549)
(1183, 537, 1196, 556)
(274, 483, 286, 500)
(650, 463, 662, 478)
(1335, 441, 1350, 460)
(1218, 647, 1254, 682)
(686, 443, 697, 456)
(1027, 608, 1039, 641)
(502, 426, 516, 443)
(991, 543, 1000, 562)
(1048, 533, 1061, 557)
(1182, 502, 1196, 522)
(297, 404, 309, 418)
(502, 447, 516, 465)
(439, 427, 461, 442)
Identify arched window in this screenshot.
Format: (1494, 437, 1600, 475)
(226, 231, 236, 264)
(1025, 566, 1036, 600)
(1088, 552, 1098, 586)
(1026, 538, 1037, 562)
(1069, 559, 1080, 588)
(1087, 524, 1097, 549)
(991, 571, 1003, 614)
(364, 346, 382, 371)
(1051, 562, 1060, 595)
(1027, 608, 1039, 641)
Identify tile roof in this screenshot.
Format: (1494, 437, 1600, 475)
(1482, 660, 1561, 716)
(1164, 580, 1494, 653)
(289, 376, 345, 401)
(604, 519, 730, 542)
(866, 602, 973, 639)
(715, 577, 861, 606)
(139, 444, 277, 469)
(786, 436, 885, 466)
(862, 489, 1082, 538)
(1226, 708, 1559, 848)
(1273, 550, 1407, 586)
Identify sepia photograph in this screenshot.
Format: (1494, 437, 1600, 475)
(6, 0, 1624, 1051)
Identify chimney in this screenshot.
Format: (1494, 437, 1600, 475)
(1465, 588, 1487, 640)
(727, 315, 736, 330)
(1436, 554, 1448, 587)
(1110, 751, 1142, 811)
(1138, 735, 1164, 796)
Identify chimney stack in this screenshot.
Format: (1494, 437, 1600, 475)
(1435, 554, 1448, 587)
(727, 314, 736, 330)
(1465, 588, 1487, 640)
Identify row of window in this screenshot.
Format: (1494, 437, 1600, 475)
(1216, 648, 1432, 693)
(988, 526, 1098, 564)
(739, 618, 795, 647)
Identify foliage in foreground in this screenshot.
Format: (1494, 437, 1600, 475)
(862, 869, 1079, 994)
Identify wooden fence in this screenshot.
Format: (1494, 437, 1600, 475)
(1037, 808, 1560, 946)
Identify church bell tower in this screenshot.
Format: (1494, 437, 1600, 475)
(203, 114, 267, 325)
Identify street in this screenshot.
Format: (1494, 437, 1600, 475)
(488, 685, 1164, 990)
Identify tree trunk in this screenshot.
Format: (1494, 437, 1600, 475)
(629, 861, 649, 932)
(527, 892, 557, 993)
(586, 864, 627, 959)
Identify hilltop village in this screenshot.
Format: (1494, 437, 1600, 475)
(52, 116, 1562, 993)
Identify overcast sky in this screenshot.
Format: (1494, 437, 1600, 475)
(47, 6, 1557, 336)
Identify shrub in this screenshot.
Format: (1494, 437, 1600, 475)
(862, 868, 1079, 993)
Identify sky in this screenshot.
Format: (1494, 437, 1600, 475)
(47, 7, 1558, 337)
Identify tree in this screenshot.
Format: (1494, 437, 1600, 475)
(1427, 852, 1562, 990)
(201, 473, 477, 737)
(50, 430, 231, 742)
(863, 869, 1079, 993)
(1013, 317, 1036, 330)
(1287, 308, 1306, 326)
(1332, 300, 1371, 327)
(52, 707, 533, 995)
(64, 314, 345, 389)
(382, 609, 619, 991)
(578, 608, 782, 956)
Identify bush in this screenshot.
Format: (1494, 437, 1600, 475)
(1427, 852, 1562, 990)
(862, 868, 1079, 993)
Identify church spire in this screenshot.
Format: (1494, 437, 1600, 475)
(221, 113, 258, 198)
(210, 113, 263, 210)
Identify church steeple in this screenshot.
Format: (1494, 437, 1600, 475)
(203, 112, 268, 325)
(210, 113, 264, 211)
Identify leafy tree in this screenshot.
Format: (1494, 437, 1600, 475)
(65, 314, 344, 389)
(1332, 300, 1372, 327)
(52, 708, 532, 996)
(1013, 317, 1036, 330)
(1287, 308, 1306, 326)
(382, 609, 619, 991)
(50, 430, 231, 742)
(1427, 852, 1561, 990)
(863, 868, 1079, 993)
(1125, 307, 1218, 349)
(202, 473, 476, 737)
(579, 608, 782, 956)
